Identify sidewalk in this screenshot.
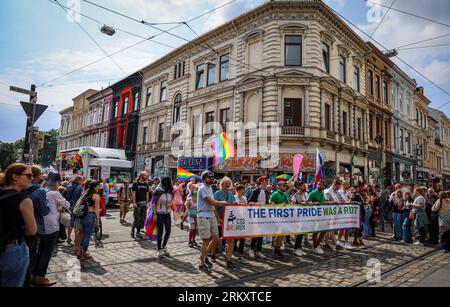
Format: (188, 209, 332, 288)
(413, 257, 450, 287)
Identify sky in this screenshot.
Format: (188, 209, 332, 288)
(0, 0, 449, 142)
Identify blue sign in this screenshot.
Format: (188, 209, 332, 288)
(179, 157, 212, 171)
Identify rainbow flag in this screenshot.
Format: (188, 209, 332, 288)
(211, 132, 236, 165)
(177, 166, 200, 181)
(144, 206, 157, 241)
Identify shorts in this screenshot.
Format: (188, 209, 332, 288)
(119, 202, 130, 213)
(198, 216, 219, 239)
(74, 217, 83, 231)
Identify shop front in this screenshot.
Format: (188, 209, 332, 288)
(152, 156, 168, 179)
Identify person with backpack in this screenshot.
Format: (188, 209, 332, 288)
(75, 181, 101, 260)
(73, 179, 91, 258)
(118, 180, 133, 224)
(151, 177, 174, 258)
(31, 173, 69, 287)
(23, 166, 50, 287)
(0, 163, 37, 287)
(64, 176, 84, 244)
(247, 176, 270, 258)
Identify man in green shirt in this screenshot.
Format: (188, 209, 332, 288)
(269, 181, 290, 258)
(307, 181, 326, 254)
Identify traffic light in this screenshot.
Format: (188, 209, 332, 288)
(36, 132, 45, 150)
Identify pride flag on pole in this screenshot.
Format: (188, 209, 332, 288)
(177, 166, 201, 182)
(313, 149, 325, 189)
(211, 132, 236, 165)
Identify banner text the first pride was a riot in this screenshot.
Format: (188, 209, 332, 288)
(222, 204, 360, 239)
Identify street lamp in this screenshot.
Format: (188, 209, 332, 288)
(100, 25, 116, 36)
(375, 134, 384, 187)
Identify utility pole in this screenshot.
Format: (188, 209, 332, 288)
(10, 84, 47, 165)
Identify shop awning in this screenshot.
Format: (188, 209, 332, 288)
(90, 158, 131, 168)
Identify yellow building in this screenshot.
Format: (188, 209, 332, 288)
(70, 89, 98, 149)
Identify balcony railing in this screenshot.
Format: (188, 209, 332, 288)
(282, 126, 305, 136)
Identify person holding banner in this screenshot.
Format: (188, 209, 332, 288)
(269, 181, 291, 259)
(233, 185, 247, 258)
(337, 181, 355, 250)
(197, 171, 228, 272)
(323, 180, 345, 250)
(213, 177, 237, 269)
(247, 176, 270, 258)
(290, 182, 308, 256)
(307, 181, 326, 254)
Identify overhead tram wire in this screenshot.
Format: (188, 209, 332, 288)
(38, 0, 240, 87)
(396, 33, 450, 49)
(54, 0, 127, 75)
(364, 0, 450, 29)
(327, 5, 450, 97)
(398, 43, 450, 51)
(80, 0, 274, 76)
(47, 0, 177, 49)
(370, 0, 396, 37)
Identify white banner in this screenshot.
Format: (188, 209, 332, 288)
(222, 204, 360, 239)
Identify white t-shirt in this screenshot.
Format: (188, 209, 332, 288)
(257, 189, 267, 204)
(325, 187, 345, 203)
(338, 188, 350, 202)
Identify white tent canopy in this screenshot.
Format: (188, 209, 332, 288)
(85, 147, 127, 160)
(90, 158, 131, 168)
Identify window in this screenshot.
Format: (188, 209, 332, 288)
(399, 94, 403, 113)
(393, 126, 397, 150)
(142, 127, 148, 145)
(192, 114, 201, 137)
(342, 111, 347, 135)
(220, 54, 229, 82)
(325, 104, 331, 131)
(353, 66, 360, 92)
(123, 96, 129, 115)
(196, 64, 205, 89)
(322, 43, 330, 73)
(376, 76, 381, 99)
(339, 56, 346, 83)
(285, 36, 302, 66)
(368, 70, 374, 95)
(174, 61, 184, 80)
(416, 108, 419, 124)
(160, 81, 167, 102)
(207, 60, 216, 86)
(173, 94, 182, 125)
(407, 132, 411, 154)
(369, 113, 374, 141)
(383, 81, 388, 104)
(284, 98, 302, 126)
(376, 116, 381, 135)
(146, 87, 152, 107)
(134, 92, 140, 111)
(400, 129, 404, 151)
(158, 123, 164, 143)
(384, 121, 388, 147)
(220, 108, 231, 132)
(113, 100, 118, 118)
(104, 104, 109, 122)
(358, 118, 362, 140)
(205, 111, 215, 134)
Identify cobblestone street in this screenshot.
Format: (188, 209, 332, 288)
(47, 209, 449, 287)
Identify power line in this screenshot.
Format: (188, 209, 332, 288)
(0, 101, 61, 113)
(47, 0, 177, 49)
(365, 0, 450, 28)
(396, 33, 450, 49)
(328, 5, 450, 97)
(399, 43, 450, 51)
(54, 0, 127, 75)
(38, 0, 239, 87)
(370, 0, 396, 37)
(43, 78, 118, 87)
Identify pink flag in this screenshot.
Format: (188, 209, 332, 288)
(293, 154, 304, 176)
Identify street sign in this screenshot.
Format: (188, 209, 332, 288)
(10, 86, 37, 97)
(20, 101, 48, 122)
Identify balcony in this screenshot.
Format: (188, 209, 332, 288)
(282, 126, 305, 136)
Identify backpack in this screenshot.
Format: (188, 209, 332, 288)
(72, 193, 90, 218)
(0, 189, 20, 253)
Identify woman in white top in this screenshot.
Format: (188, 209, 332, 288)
(32, 173, 69, 287)
(233, 185, 247, 257)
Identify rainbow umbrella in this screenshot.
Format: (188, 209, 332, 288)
(276, 174, 292, 182)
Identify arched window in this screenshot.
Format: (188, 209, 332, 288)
(173, 94, 182, 124)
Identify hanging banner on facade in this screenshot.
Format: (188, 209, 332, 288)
(222, 204, 360, 239)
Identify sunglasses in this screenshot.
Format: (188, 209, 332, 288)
(20, 173, 33, 179)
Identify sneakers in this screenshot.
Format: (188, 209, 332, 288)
(284, 242, 294, 248)
(336, 240, 345, 248)
(162, 247, 170, 256)
(199, 264, 211, 272)
(226, 261, 235, 269)
(248, 250, 255, 259)
(193, 240, 199, 247)
(188, 242, 194, 248)
(413, 241, 424, 246)
(156, 250, 164, 258)
(344, 242, 355, 250)
(313, 246, 324, 255)
(294, 249, 307, 256)
(256, 251, 266, 259)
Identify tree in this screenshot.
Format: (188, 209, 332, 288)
(36, 129, 59, 167)
(0, 141, 19, 171)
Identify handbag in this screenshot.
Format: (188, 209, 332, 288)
(58, 206, 72, 227)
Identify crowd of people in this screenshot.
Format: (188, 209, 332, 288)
(1, 162, 450, 285)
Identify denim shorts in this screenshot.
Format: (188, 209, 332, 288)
(0, 242, 29, 287)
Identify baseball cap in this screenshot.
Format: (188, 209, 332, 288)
(257, 176, 268, 184)
(201, 170, 214, 182)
